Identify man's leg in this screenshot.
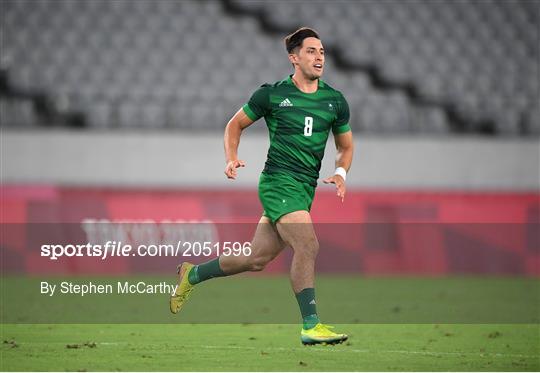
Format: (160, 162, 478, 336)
(170, 216, 285, 313)
(275, 211, 319, 328)
(276, 210, 348, 345)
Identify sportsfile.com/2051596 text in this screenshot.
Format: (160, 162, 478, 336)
(40, 241, 252, 261)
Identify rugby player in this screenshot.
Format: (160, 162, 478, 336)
(171, 27, 354, 345)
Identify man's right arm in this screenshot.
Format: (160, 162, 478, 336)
(223, 108, 255, 179)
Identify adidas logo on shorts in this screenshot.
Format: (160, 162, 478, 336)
(279, 98, 293, 107)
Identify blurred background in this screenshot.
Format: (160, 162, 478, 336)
(2, 0, 540, 134)
(1, 0, 539, 277)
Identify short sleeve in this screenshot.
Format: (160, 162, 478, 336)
(332, 92, 351, 135)
(242, 85, 271, 121)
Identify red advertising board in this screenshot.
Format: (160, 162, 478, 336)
(1, 185, 538, 275)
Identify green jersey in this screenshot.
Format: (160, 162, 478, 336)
(242, 75, 351, 187)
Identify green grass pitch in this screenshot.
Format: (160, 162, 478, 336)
(1, 276, 539, 371)
(2, 324, 538, 371)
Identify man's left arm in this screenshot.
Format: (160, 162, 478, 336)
(323, 131, 354, 202)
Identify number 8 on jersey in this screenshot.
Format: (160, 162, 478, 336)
(304, 116, 313, 137)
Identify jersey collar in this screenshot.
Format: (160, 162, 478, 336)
(286, 75, 324, 92)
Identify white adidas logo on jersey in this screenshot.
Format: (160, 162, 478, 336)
(279, 98, 293, 107)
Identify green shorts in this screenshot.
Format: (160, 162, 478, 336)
(258, 172, 316, 223)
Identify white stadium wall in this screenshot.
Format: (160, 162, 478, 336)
(2, 130, 539, 190)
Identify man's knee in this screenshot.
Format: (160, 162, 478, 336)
(247, 255, 271, 272)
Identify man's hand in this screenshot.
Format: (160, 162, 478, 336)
(224, 159, 246, 179)
(323, 175, 346, 202)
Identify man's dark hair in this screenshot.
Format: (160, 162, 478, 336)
(284, 27, 320, 54)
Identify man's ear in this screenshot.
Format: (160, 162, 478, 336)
(288, 53, 298, 66)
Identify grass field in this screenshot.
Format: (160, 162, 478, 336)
(1, 276, 539, 371)
(2, 324, 539, 371)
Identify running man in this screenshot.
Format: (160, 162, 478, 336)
(170, 27, 354, 345)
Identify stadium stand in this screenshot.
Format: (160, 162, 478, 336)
(1, 0, 538, 135)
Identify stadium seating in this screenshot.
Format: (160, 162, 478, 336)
(1, 0, 538, 135)
(230, 0, 539, 135)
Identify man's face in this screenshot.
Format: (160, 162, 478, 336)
(289, 37, 325, 80)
